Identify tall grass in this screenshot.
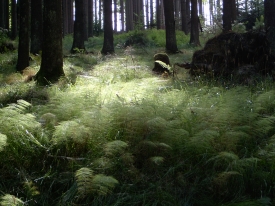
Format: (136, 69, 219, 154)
(0, 30, 275, 205)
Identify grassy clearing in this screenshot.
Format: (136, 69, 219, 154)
(0, 30, 275, 205)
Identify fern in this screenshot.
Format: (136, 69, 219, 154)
(0, 194, 24, 206)
(155, 60, 171, 70)
(23, 180, 40, 198)
(149, 156, 165, 165)
(75, 167, 94, 199)
(52, 120, 91, 156)
(104, 140, 128, 156)
(0, 133, 7, 152)
(91, 174, 119, 195)
(75, 167, 118, 199)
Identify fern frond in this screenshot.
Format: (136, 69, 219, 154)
(149, 156, 165, 165)
(75, 167, 118, 198)
(75, 167, 94, 199)
(91, 174, 119, 196)
(0, 194, 24, 206)
(23, 180, 40, 197)
(155, 60, 172, 71)
(104, 140, 128, 156)
(52, 120, 90, 145)
(0, 133, 7, 152)
(7, 99, 32, 113)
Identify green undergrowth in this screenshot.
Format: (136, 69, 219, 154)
(1, 32, 275, 205)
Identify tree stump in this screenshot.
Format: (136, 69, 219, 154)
(152, 53, 171, 74)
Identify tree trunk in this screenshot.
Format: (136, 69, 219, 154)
(163, 0, 178, 53)
(83, 0, 88, 41)
(114, 0, 117, 32)
(88, 0, 93, 37)
(126, 0, 134, 31)
(181, 0, 188, 34)
(186, 0, 190, 31)
(36, 0, 64, 85)
(30, 0, 43, 54)
(175, 0, 180, 30)
(11, 0, 17, 40)
(62, 0, 69, 36)
(190, 0, 200, 46)
(71, 0, 86, 53)
(150, 0, 154, 26)
(120, 0, 125, 31)
(198, 0, 203, 15)
(101, 0, 114, 54)
(16, 0, 30, 72)
(222, 0, 233, 32)
(265, 0, 275, 55)
(0, 0, 9, 30)
(68, 0, 74, 33)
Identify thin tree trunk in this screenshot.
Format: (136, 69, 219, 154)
(30, 0, 43, 54)
(11, 0, 17, 40)
(265, 0, 275, 55)
(222, 0, 232, 32)
(150, 0, 154, 26)
(163, 0, 178, 53)
(88, 0, 93, 37)
(181, 0, 188, 34)
(62, 0, 69, 36)
(83, 0, 88, 41)
(114, 0, 117, 32)
(190, 0, 200, 46)
(101, 0, 114, 54)
(120, 0, 124, 31)
(68, 0, 74, 33)
(16, 0, 30, 72)
(71, 0, 86, 53)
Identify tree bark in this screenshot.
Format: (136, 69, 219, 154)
(120, 0, 125, 31)
(190, 0, 200, 46)
(265, 0, 275, 55)
(126, 0, 134, 31)
(36, 0, 64, 85)
(101, 0, 114, 54)
(30, 0, 43, 54)
(62, 0, 69, 36)
(16, 0, 30, 72)
(163, 0, 178, 53)
(11, 0, 17, 40)
(71, 0, 86, 53)
(181, 0, 188, 34)
(88, 0, 93, 37)
(222, 0, 233, 31)
(83, 0, 88, 41)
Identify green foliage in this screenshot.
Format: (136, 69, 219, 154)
(0, 194, 24, 206)
(253, 15, 265, 30)
(75, 167, 118, 199)
(2, 32, 275, 205)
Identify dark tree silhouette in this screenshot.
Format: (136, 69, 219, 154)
(30, 0, 43, 54)
(71, 0, 86, 53)
(88, 0, 93, 37)
(265, 0, 275, 55)
(16, 0, 30, 72)
(190, 0, 200, 46)
(11, 0, 17, 40)
(36, 0, 64, 85)
(222, 0, 236, 32)
(101, 0, 114, 54)
(163, 0, 178, 53)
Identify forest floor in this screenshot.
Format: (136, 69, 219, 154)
(0, 31, 275, 206)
